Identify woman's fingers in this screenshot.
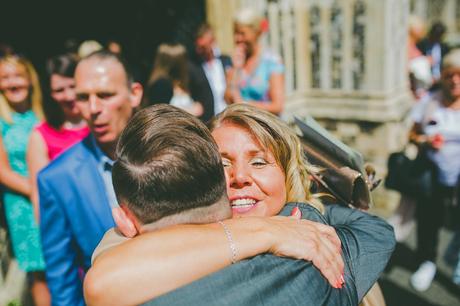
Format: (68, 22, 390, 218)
(232, 45, 246, 69)
(267, 216, 344, 288)
(309, 242, 344, 289)
(289, 207, 301, 219)
(314, 222, 342, 252)
(298, 220, 344, 288)
(312, 228, 344, 288)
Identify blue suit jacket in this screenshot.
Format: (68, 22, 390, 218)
(39, 136, 115, 306)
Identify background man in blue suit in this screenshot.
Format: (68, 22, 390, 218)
(38, 50, 143, 306)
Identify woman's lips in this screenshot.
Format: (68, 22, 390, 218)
(230, 198, 258, 214)
(4, 86, 27, 95)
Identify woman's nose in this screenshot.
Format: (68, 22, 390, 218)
(65, 88, 76, 101)
(229, 163, 252, 188)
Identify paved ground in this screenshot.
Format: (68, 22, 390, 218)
(380, 226, 460, 306)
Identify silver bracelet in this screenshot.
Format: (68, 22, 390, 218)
(218, 221, 237, 264)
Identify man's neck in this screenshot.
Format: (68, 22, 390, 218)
(139, 196, 231, 234)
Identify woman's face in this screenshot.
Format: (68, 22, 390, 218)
(0, 62, 30, 104)
(50, 74, 79, 117)
(212, 122, 286, 218)
(442, 67, 460, 102)
(234, 24, 259, 57)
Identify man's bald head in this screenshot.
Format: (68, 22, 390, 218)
(78, 50, 134, 87)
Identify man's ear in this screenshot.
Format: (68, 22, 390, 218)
(112, 206, 139, 238)
(129, 82, 143, 108)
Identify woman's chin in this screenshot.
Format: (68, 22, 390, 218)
(232, 202, 265, 217)
(4, 93, 28, 104)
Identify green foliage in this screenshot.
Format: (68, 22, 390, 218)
(7, 300, 22, 306)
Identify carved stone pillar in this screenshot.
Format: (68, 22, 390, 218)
(207, 0, 414, 214)
(205, 0, 236, 55)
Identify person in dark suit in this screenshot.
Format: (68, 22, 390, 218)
(84, 104, 395, 306)
(38, 50, 143, 306)
(417, 22, 450, 84)
(189, 23, 232, 122)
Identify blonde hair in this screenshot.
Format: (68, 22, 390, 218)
(234, 8, 263, 34)
(408, 15, 426, 41)
(78, 40, 103, 58)
(442, 48, 460, 70)
(148, 43, 189, 92)
(0, 55, 43, 123)
(209, 104, 325, 214)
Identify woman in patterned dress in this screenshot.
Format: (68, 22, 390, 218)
(0, 55, 49, 306)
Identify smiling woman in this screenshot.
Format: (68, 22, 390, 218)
(213, 122, 287, 217)
(0, 55, 49, 306)
(208, 103, 325, 221)
(225, 8, 285, 115)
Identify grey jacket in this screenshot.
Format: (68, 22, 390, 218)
(144, 203, 396, 306)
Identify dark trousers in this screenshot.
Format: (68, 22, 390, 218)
(416, 183, 458, 263)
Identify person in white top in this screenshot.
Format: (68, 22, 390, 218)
(409, 49, 460, 292)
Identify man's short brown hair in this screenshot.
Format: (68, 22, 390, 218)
(112, 104, 227, 224)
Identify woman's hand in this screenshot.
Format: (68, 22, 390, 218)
(232, 44, 246, 70)
(262, 208, 344, 288)
(0, 135, 31, 197)
(224, 68, 244, 105)
(427, 133, 444, 150)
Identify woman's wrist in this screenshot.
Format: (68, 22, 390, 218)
(225, 217, 273, 259)
(409, 133, 427, 146)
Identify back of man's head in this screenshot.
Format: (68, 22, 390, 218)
(112, 104, 229, 226)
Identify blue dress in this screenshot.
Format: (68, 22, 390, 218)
(238, 49, 284, 102)
(0, 110, 45, 271)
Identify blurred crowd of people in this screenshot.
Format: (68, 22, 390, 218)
(0, 5, 459, 306)
(0, 8, 287, 306)
(388, 16, 460, 293)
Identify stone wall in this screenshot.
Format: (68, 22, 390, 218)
(308, 115, 413, 216)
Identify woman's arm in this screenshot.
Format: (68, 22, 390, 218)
(0, 135, 31, 196)
(247, 72, 284, 115)
(26, 130, 50, 221)
(324, 204, 396, 301)
(84, 215, 343, 306)
(224, 70, 285, 115)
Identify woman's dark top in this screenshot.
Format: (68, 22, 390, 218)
(146, 78, 173, 105)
